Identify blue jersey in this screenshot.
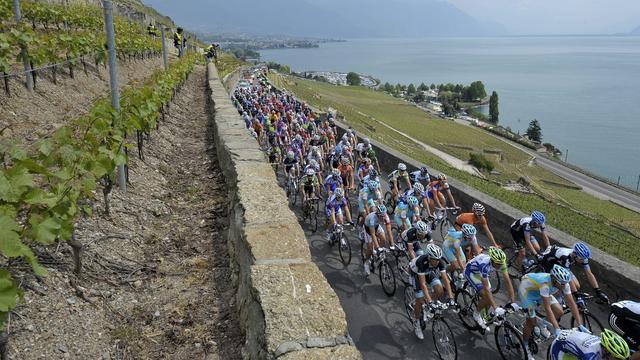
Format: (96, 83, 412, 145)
(324, 175, 342, 192)
(549, 330, 602, 360)
(465, 254, 495, 278)
(326, 194, 347, 211)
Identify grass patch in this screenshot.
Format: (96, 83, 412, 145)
(216, 52, 246, 80)
(269, 73, 640, 266)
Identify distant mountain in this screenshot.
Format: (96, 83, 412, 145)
(141, 0, 506, 38)
(631, 26, 640, 35)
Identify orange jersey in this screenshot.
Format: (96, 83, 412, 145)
(338, 164, 353, 177)
(454, 212, 487, 230)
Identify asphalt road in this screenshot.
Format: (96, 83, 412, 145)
(275, 173, 613, 360)
(451, 118, 640, 214)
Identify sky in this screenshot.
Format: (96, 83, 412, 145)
(447, 0, 640, 35)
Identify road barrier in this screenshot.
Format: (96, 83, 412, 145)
(206, 63, 361, 359)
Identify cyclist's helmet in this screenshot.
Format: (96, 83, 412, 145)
(313, 134, 320, 141)
(420, 166, 428, 174)
(413, 182, 425, 194)
(295, 134, 302, 142)
(364, 158, 372, 166)
(600, 329, 630, 359)
(369, 169, 378, 178)
(305, 168, 315, 176)
(309, 159, 318, 167)
(531, 211, 546, 224)
(472, 203, 486, 216)
(550, 264, 571, 284)
(398, 163, 407, 171)
(335, 188, 344, 200)
(438, 173, 447, 181)
(287, 151, 295, 159)
(364, 138, 370, 145)
(332, 168, 340, 177)
(341, 157, 350, 166)
(367, 180, 379, 191)
(461, 224, 477, 237)
(426, 243, 443, 259)
(415, 221, 429, 236)
(311, 146, 319, 153)
(573, 242, 591, 259)
(376, 204, 387, 215)
(335, 145, 343, 155)
(408, 196, 419, 207)
(488, 247, 506, 265)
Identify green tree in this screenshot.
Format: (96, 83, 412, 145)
(489, 91, 499, 123)
(346, 72, 361, 86)
(466, 81, 487, 101)
(418, 82, 428, 91)
(526, 119, 543, 143)
(279, 64, 291, 74)
(414, 92, 426, 103)
(407, 83, 416, 94)
(430, 83, 436, 90)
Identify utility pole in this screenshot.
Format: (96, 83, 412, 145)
(564, 149, 568, 162)
(13, 0, 34, 92)
(636, 174, 639, 192)
(103, 0, 127, 193)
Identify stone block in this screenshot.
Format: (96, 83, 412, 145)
(277, 345, 362, 360)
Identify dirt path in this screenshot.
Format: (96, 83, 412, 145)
(7, 65, 243, 360)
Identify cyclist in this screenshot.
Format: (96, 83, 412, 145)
(394, 199, 412, 232)
(539, 242, 609, 304)
(306, 146, 324, 171)
(443, 224, 482, 273)
(464, 247, 519, 330)
(358, 180, 382, 222)
(549, 328, 630, 360)
(454, 202, 500, 249)
(403, 182, 434, 220)
(324, 168, 343, 199)
(363, 204, 395, 275)
(301, 168, 320, 205)
(519, 265, 587, 357)
(365, 147, 382, 173)
(407, 242, 456, 340)
(338, 157, 355, 192)
(356, 138, 372, 161)
(400, 220, 433, 248)
(389, 163, 412, 200)
(357, 158, 374, 189)
(268, 146, 281, 166)
(511, 210, 551, 271)
(410, 166, 431, 187)
(325, 188, 353, 243)
(361, 168, 380, 192)
(427, 174, 458, 219)
(303, 159, 323, 185)
(609, 300, 640, 359)
(406, 195, 421, 225)
(283, 150, 300, 182)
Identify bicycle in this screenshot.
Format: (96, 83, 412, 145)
(402, 291, 458, 360)
(558, 292, 605, 335)
(301, 197, 319, 233)
(360, 241, 397, 296)
(383, 190, 396, 215)
(285, 169, 298, 206)
(427, 207, 459, 243)
(329, 223, 352, 265)
(455, 281, 508, 333)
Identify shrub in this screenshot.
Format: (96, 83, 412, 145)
(469, 152, 495, 172)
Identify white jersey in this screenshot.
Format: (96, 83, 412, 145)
(613, 300, 640, 315)
(549, 330, 602, 360)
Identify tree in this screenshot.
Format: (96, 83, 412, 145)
(418, 82, 428, 91)
(466, 81, 487, 101)
(346, 72, 361, 86)
(407, 83, 416, 94)
(414, 92, 426, 103)
(489, 91, 499, 123)
(526, 119, 543, 143)
(430, 83, 436, 90)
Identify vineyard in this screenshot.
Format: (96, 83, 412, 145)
(0, 41, 198, 352)
(0, 0, 162, 94)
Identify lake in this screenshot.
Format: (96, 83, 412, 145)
(259, 37, 640, 189)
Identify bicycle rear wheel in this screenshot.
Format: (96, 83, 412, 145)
(569, 311, 604, 335)
(395, 253, 411, 285)
(433, 318, 458, 360)
(379, 259, 397, 297)
(489, 266, 501, 294)
(403, 285, 415, 321)
(338, 234, 352, 265)
(439, 217, 454, 242)
(455, 287, 480, 331)
(495, 322, 527, 360)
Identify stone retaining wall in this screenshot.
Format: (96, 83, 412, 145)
(206, 63, 361, 359)
(334, 121, 640, 300)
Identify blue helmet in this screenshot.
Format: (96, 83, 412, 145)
(550, 264, 571, 284)
(408, 196, 419, 207)
(573, 242, 591, 259)
(335, 146, 343, 155)
(367, 180, 379, 190)
(461, 224, 477, 237)
(376, 204, 387, 215)
(531, 211, 545, 224)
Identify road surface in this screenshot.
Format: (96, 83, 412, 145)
(276, 175, 612, 360)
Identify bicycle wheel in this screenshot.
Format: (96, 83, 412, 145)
(495, 322, 528, 360)
(569, 311, 604, 335)
(455, 287, 480, 330)
(403, 285, 415, 321)
(292, 183, 298, 206)
(396, 253, 411, 285)
(338, 233, 352, 265)
(433, 318, 458, 360)
(489, 266, 501, 294)
(439, 217, 454, 242)
(379, 259, 397, 297)
(506, 248, 524, 280)
(383, 191, 396, 215)
(311, 210, 318, 233)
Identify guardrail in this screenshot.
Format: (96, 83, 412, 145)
(332, 120, 640, 301)
(206, 63, 361, 359)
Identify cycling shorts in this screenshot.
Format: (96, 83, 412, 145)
(394, 214, 411, 229)
(411, 274, 442, 299)
(518, 292, 560, 318)
(510, 228, 539, 250)
(325, 206, 343, 218)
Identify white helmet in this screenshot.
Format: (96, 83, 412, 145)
(415, 221, 429, 236)
(426, 244, 443, 259)
(364, 138, 370, 145)
(305, 168, 315, 176)
(413, 183, 424, 194)
(398, 163, 407, 171)
(309, 159, 318, 167)
(332, 168, 340, 177)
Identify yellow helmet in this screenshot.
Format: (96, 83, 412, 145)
(601, 329, 630, 359)
(488, 247, 506, 265)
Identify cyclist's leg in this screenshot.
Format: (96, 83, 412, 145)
(430, 278, 444, 300)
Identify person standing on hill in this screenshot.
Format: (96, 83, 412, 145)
(173, 27, 186, 57)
